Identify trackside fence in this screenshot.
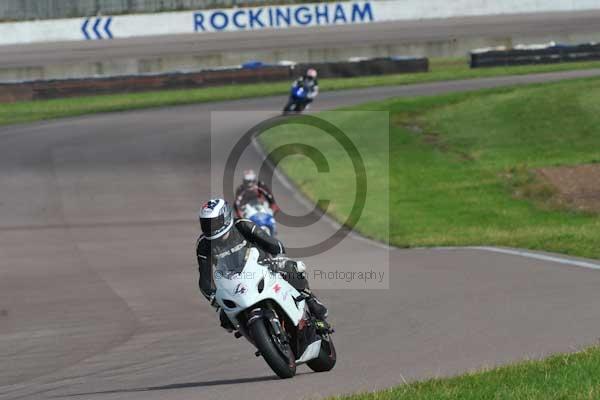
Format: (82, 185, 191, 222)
(0, 56, 428, 103)
(470, 42, 600, 68)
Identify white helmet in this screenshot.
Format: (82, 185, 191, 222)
(198, 198, 233, 240)
(243, 169, 258, 189)
(306, 68, 317, 79)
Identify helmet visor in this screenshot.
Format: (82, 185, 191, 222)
(200, 214, 225, 237)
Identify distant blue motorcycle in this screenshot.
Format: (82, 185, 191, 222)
(283, 85, 311, 114)
(242, 201, 277, 236)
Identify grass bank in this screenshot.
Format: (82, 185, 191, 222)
(334, 346, 600, 400)
(259, 72, 600, 400)
(2, 58, 600, 126)
(260, 77, 600, 259)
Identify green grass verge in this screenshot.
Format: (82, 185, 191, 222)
(260, 76, 600, 259)
(334, 346, 600, 400)
(3, 58, 600, 126)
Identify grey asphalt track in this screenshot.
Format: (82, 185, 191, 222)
(2, 10, 600, 69)
(2, 69, 600, 400)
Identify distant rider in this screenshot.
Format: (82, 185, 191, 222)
(196, 198, 328, 331)
(234, 169, 280, 218)
(284, 68, 319, 111)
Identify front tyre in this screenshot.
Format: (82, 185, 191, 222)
(250, 319, 296, 379)
(307, 335, 336, 372)
(283, 99, 295, 113)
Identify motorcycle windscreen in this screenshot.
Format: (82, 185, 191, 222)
(292, 86, 305, 98)
(249, 199, 267, 209)
(251, 213, 270, 225)
(214, 246, 249, 278)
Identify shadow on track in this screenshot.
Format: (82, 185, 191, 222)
(58, 375, 283, 397)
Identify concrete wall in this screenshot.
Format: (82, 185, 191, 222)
(6, 29, 600, 83)
(2, 0, 600, 46)
(3, 0, 600, 22)
(0, 0, 303, 21)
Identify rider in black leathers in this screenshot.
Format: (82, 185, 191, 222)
(234, 169, 280, 218)
(196, 198, 328, 331)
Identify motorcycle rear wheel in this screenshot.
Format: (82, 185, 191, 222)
(250, 319, 296, 379)
(307, 335, 337, 372)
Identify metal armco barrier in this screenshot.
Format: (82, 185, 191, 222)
(470, 43, 600, 68)
(295, 57, 428, 78)
(0, 66, 291, 103)
(0, 57, 428, 103)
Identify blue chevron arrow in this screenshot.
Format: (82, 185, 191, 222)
(81, 18, 91, 40)
(81, 16, 113, 40)
(93, 17, 103, 39)
(104, 17, 113, 39)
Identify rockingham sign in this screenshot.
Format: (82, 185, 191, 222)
(1, 0, 600, 46)
(0, 1, 377, 45)
(193, 2, 373, 32)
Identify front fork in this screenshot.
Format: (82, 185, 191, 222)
(248, 307, 284, 338)
(247, 306, 292, 360)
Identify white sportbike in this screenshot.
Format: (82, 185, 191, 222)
(214, 246, 336, 378)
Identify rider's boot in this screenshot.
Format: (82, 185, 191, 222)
(291, 260, 329, 328)
(303, 289, 332, 333)
(275, 258, 331, 332)
(304, 290, 328, 320)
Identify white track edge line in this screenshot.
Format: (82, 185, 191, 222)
(470, 246, 600, 271)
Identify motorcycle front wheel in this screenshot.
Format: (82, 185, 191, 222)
(283, 100, 295, 113)
(250, 319, 296, 379)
